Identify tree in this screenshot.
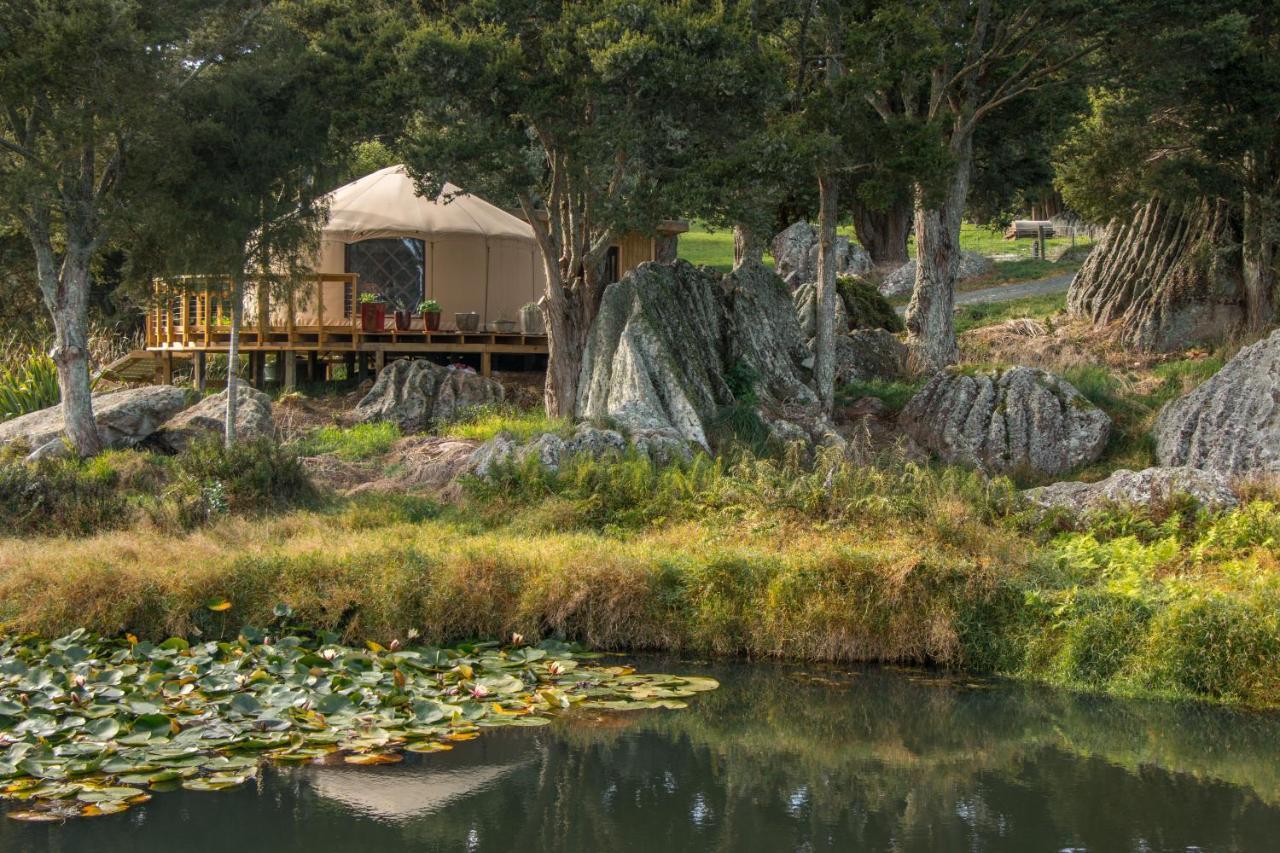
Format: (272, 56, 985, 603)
(130, 3, 341, 444)
(0, 0, 195, 455)
(856, 0, 1110, 370)
(1058, 3, 1280, 339)
(392, 1, 771, 417)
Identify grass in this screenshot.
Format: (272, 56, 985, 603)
(954, 292, 1067, 334)
(292, 421, 400, 460)
(0, 348, 62, 421)
(1, 442, 1278, 708)
(443, 403, 570, 443)
(836, 377, 922, 413)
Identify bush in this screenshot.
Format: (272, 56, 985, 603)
(838, 276, 904, 333)
(836, 377, 922, 413)
(444, 403, 569, 443)
(0, 453, 133, 536)
(0, 349, 61, 421)
(174, 437, 316, 516)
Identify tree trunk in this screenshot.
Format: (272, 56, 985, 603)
(30, 225, 101, 457)
(1069, 197, 1245, 351)
(905, 146, 971, 372)
(732, 222, 766, 270)
(850, 198, 911, 266)
(813, 170, 839, 411)
(1242, 152, 1277, 332)
(225, 276, 243, 447)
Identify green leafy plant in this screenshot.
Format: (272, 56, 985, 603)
(0, 349, 62, 421)
(418, 299, 442, 313)
(358, 292, 384, 304)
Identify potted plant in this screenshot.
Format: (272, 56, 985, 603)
(393, 305, 413, 331)
(519, 302, 545, 335)
(492, 316, 516, 334)
(419, 299, 442, 331)
(358, 292, 387, 333)
(455, 311, 480, 332)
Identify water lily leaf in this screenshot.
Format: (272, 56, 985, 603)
(7, 809, 66, 822)
(205, 599, 232, 613)
(84, 718, 119, 741)
(157, 638, 189, 653)
(343, 752, 402, 766)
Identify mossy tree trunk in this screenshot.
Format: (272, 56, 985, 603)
(732, 222, 767, 270)
(1068, 198, 1244, 351)
(813, 170, 839, 411)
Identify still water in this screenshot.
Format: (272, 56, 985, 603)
(3, 659, 1279, 852)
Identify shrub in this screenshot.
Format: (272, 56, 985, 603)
(838, 275, 904, 333)
(444, 403, 568, 443)
(173, 437, 316, 516)
(0, 453, 133, 536)
(0, 349, 61, 421)
(836, 377, 921, 413)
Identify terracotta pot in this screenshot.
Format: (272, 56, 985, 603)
(424, 310, 442, 332)
(455, 312, 480, 332)
(359, 302, 387, 333)
(393, 309, 412, 331)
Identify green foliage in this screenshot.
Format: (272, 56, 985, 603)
(838, 276, 903, 332)
(0, 349, 61, 421)
(294, 422, 401, 460)
(0, 453, 134, 537)
(173, 437, 316, 516)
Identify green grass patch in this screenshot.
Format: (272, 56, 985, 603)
(293, 422, 400, 460)
(444, 404, 570, 443)
(953, 292, 1067, 334)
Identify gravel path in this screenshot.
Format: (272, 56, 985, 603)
(895, 272, 1075, 314)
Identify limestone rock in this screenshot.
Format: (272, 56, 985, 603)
(577, 259, 839, 452)
(833, 330, 909, 386)
(152, 386, 273, 452)
(353, 359, 503, 433)
(880, 252, 995, 298)
(793, 281, 849, 340)
(900, 366, 1110, 476)
(0, 386, 188, 456)
(468, 423, 647, 476)
(1154, 330, 1280, 473)
(771, 221, 872, 286)
(1023, 466, 1238, 515)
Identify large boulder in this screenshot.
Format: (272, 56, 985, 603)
(771, 221, 872, 287)
(880, 252, 995, 298)
(1154, 330, 1280, 473)
(900, 366, 1110, 476)
(468, 423, 645, 477)
(577, 259, 840, 451)
(833, 330, 909, 386)
(151, 386, 273, 452)
(1023, 466, 1238, 515)
(353, 359, 503, 433)
(0, 386, 188, 457)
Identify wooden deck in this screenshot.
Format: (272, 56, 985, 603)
(144, 273, 547, 388)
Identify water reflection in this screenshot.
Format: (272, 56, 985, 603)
(4, 661, 1280, 852)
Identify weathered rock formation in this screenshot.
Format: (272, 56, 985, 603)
(900, 366, 1110, 476)
(576, 259, 841, 451)
(771, 221, 872, 287)
(1069, 198, 1244, 352)
(833, 330, 909, 385)
(0, 386, 188, 458)
(152, 386, 274, 452)
(1154, 330, 1280, 473)
(1023, 466, 1238, 515)
(353, 359, 503, 434)
(468, 423, 689, 477)
(793, 281, 850, 340)
(880, 252, 995, 299)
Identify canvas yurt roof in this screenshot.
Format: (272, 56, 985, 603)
(321, 165, 534, 244)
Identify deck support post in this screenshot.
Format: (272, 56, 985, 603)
(481, 350, 492, 378)
(343, 351, 355, 382)
(251, 352, 266, 389)
(161, 352, 174, 386)
(283, 352, 297, 392)
(374, 349, 385, 376)
(307, 350, 319, 383)
(193, 352, 206, 393)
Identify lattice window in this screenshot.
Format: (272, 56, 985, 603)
(345, 238, 426, 312)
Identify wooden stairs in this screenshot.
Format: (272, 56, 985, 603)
(97, 350, 161, 384)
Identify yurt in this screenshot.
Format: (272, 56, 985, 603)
(304, 165, 545, 328)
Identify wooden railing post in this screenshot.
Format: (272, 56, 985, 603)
(316, 276, 326, 347)
(203, 287, 212, 347)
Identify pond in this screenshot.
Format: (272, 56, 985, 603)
(3, 658, 1279, 852)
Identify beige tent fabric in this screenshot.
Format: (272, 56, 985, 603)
(295, 165, 544, 327)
